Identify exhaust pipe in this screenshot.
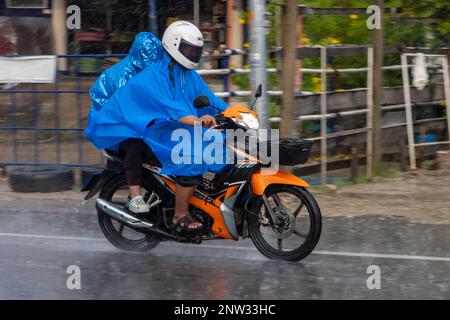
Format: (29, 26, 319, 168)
(96, 198, 191, 241)
(96, 198, 154, 229)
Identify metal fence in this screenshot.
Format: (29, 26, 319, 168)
(1, 47, 448, 183)
(0, 50, 244, 169)
(1, 54, 122, 168)
(273, 46, 448, 183)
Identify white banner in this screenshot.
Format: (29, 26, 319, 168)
(0, 55, 57, 83)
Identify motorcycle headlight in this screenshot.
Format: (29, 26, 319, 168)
(233, 112, 260, 130)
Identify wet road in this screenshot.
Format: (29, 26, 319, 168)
(0, 198, 449, 300)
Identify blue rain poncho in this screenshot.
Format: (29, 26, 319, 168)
(85, 38, 229, 176)
(88, 32, 164, 112)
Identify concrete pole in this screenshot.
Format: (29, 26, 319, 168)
(250, 0, 268, 129)
(371, 0, 384, 174)
(51, 0, 68, 71)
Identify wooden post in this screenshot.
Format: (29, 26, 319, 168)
(194, 0, 200, 26)
(280, 0, 298, 139)
(51, 0, 68, 71)
(226, 0, 243, 67)
(366, 47, 374, 178)
(400, 138, 407, 172)
(418, 125, 426, 167)
(294, 13, 304, 138)
(351, 145, 358, 183)
(401, 54, 417, 170)
(295, 15, 303, 90)
(447, 44, 450, 102)
(372, 0, 384, 174)
(442, 56, 450, 149)
(320, 46, 328, 185)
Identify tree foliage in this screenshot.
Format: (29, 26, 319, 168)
(267, 0, 449, 92)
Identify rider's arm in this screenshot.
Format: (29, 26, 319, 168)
(177, 115, 200, 126)
(178, 115, 216, 127)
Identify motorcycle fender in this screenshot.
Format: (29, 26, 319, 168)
(80, 173, 101, 192)
(250, 170, 310, 196)
(82, 169, 116, 201)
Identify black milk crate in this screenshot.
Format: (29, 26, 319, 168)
(275, 139, 313, 166)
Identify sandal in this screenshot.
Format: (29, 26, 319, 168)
(173, 215, 203, 232)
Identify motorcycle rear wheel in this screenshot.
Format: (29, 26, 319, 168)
(97, 175, 162, 252)
(248, 185, 322, 261)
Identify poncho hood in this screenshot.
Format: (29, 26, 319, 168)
(128, 32, 164, 71)
(88, 32, 164, 111)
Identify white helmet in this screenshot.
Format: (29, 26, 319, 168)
(162, 21, 204, 70)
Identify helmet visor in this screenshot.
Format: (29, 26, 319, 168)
(179, 39, 203, 64)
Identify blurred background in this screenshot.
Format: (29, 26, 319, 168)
(0, 0, 449, 186)
(0, 0, 450, 301)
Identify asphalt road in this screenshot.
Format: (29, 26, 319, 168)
(0, 197, 449, 300)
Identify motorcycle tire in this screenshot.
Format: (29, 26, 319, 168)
(8, 166, 74, 193)
(248, 185, 322, 262)
(97, 174, 162, 252)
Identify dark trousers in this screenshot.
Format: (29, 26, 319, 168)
(118, 139, 202, 187)
(119, 139, 161, 186)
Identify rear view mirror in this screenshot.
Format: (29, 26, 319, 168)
(255, 85, 262, 98)
(249, 84, 263, 110)
(193, 96, 211, 109)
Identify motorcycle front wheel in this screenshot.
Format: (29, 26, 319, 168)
(248, 185, 322, 261)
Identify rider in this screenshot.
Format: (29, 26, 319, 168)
(86, 21, 228, 231)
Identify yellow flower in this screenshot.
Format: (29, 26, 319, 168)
(301, 36, 311, 45)
(350, 14, 359, 20)
(311, 77, 322, 93)
(325, 36, 341, 45)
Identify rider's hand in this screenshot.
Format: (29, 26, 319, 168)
(199, 115, 217, 127)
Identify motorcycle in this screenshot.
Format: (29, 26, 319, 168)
(82, 86, 322, 261)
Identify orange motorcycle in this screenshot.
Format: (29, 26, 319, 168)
(82, 88, 322, 261)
